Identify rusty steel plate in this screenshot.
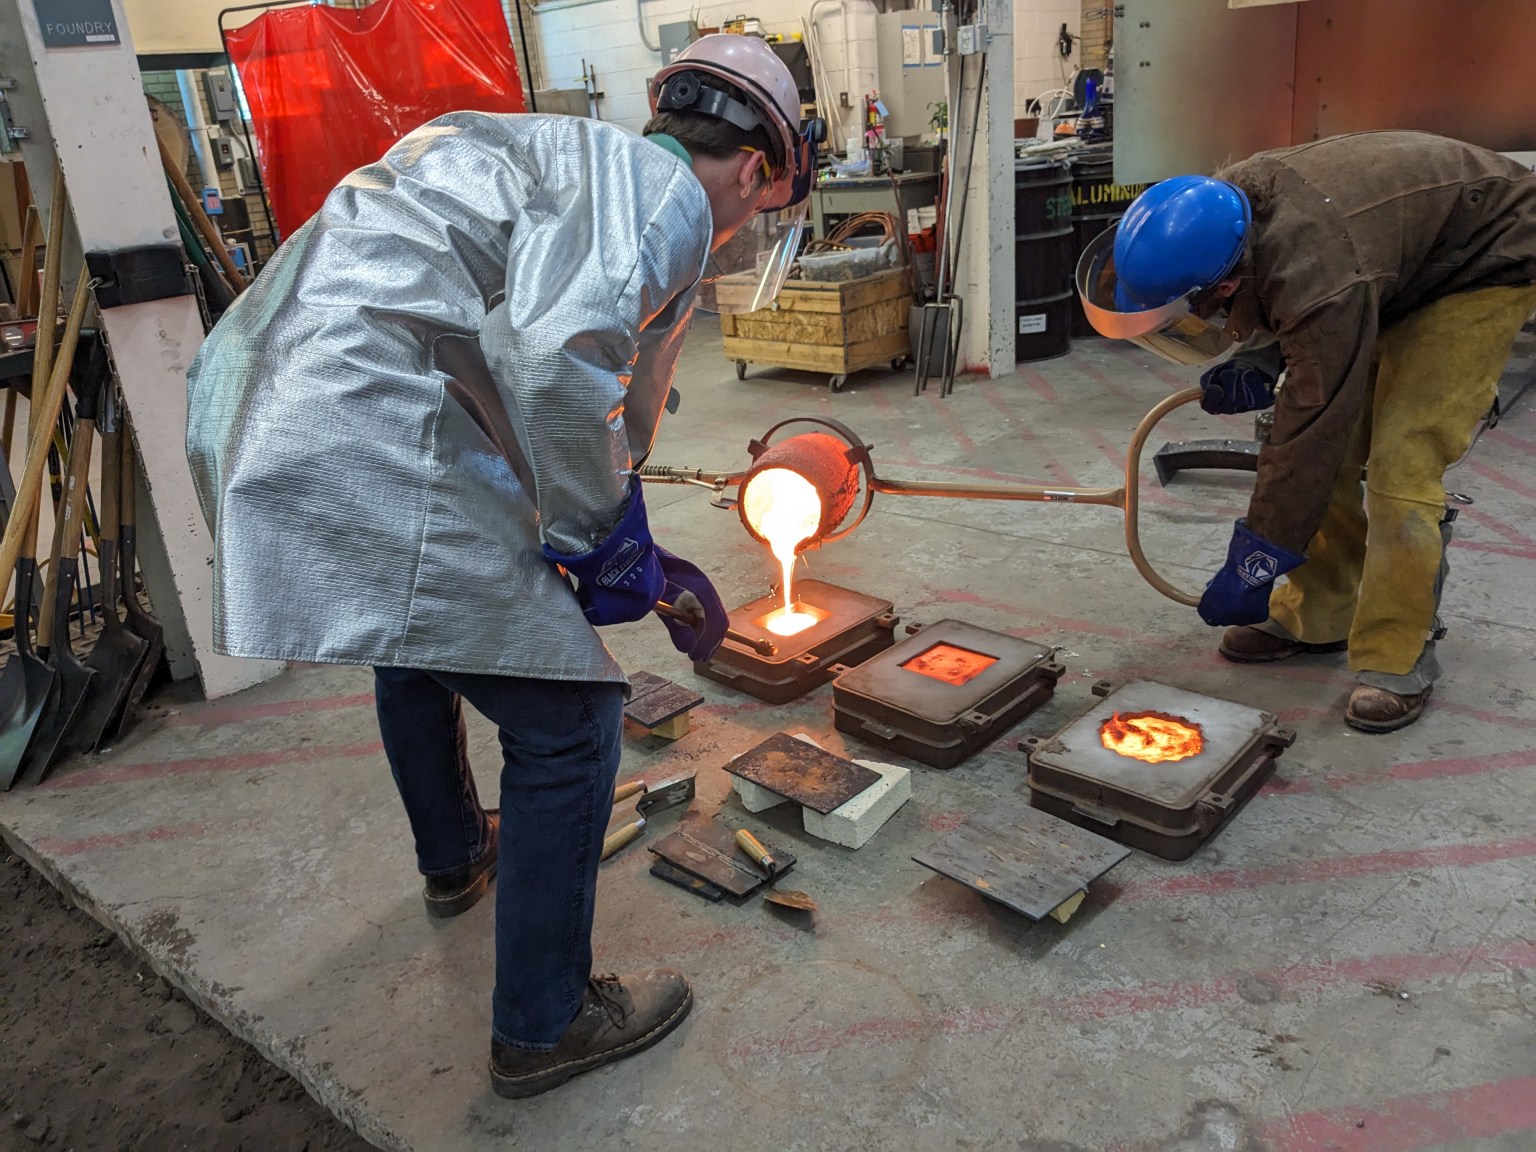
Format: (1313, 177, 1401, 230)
(624, 671, 705, 729)
(912, 798, 1130, 921)
(723, 731, 881, 813)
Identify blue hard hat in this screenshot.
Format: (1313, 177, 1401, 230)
(1112, 176, 1252, 311)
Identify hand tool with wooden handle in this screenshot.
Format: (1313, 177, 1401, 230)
(735, 828, 777, 875)
(600, 772, 696, 861)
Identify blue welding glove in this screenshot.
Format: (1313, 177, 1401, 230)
(543, 480, 665, 627)
(1199, 352, 1280, 416)
(1198, 520, 1305, 627)
(655, 548, 729, 662)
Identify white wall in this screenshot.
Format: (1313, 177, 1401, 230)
(533, 0, 1082, 137)
(123, 0, 257, 54)
(1014, 0, 1083, 119)
(532, 0, 878, 140)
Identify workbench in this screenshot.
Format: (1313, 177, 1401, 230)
(810, 172, 942, 240)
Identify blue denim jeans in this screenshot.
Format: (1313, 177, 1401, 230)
(373, 667, 624, 1049)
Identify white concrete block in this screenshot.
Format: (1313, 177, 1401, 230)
(731, 775, 793, 813)
(801, 758, 911, 850)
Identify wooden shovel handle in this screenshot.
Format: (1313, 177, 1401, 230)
(37, 416, 95, 642)
(121, 430, 137, 532)
(157, 135, 248, 292)
(31, 169, 69, 395)
(0, 267, 92, 590)
(16, 205, 39, 320)
(97, 426, 121, 607)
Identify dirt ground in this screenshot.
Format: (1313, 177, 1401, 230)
(0, 848, 375, 1152)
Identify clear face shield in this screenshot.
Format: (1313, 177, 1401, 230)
(694, 201, 809, 315)
(1074, 226, 1240, 367)
(694, 122, 822, 316)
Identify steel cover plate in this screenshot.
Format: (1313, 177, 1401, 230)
(624, 671, 705, 729)
(912, 798, 1130, 921)
(834, 620, 1055, 724)
(723, 731, 881, 813)
(1029, 681, 1272, 808)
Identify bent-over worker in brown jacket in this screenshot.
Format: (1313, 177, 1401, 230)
(1076, 131, 1536, 732)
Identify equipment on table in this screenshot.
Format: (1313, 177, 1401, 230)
(600, 772, 697, 861)
(69, 390, 149, 754)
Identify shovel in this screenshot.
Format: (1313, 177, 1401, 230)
(103, 425, 165, 743)
(0, 190, 82, 789)
(0, 436, 55, 790)
(67, 388, 147, 754)
(17, 351, 102, 785)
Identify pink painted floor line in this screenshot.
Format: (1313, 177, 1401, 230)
(43, 740, 384, 790)
(1101, 834, 1536, 901)
(1260, 1074, 1536, 1152)
(162, 692, 375, 728)
(721, 937, 1536, 1062)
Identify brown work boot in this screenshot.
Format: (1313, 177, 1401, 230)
(489, 970, 693, 1099)
(1345, 685, 1431, 733)
(423, 810, 499, 918)
(1219, 626, 1347, 664)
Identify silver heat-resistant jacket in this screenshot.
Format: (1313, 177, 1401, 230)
(187, 113, 711, 682)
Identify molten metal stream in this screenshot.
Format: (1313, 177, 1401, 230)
(741, 467, 823, 636)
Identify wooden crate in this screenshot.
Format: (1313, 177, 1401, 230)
(719, 267, 910, 392)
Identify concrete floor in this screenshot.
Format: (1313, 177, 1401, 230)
(3, 317, 1536, 1151)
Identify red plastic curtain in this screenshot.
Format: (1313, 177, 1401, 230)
(226, 0, 526, 238)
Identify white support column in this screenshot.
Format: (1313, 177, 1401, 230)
(957, 0, 1014, 379)
(0, 0, 280, 699)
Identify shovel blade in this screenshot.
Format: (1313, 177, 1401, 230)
(69, 628, 149, 755)
(105, 624, 162, 747)
(0, 654, 55, 791)
(19, 659, 95, 787)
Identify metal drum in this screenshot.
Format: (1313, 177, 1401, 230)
(1014, 159, 1073, 362)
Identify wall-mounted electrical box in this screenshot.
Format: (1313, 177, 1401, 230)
(211, 135, 236, 168)
(202, 69, 236, 122)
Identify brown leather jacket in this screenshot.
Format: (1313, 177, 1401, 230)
(1217, 131, 1536, 552)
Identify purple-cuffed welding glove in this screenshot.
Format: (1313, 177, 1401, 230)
(654, 547, 729, 662)
(542, 480, 665, 626)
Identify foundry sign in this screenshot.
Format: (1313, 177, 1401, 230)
(32, 0, 120, 47)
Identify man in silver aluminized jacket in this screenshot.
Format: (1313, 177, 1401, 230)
(186, 35, 820, 1097)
